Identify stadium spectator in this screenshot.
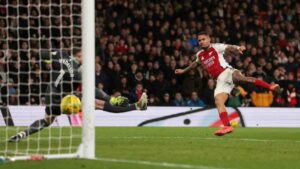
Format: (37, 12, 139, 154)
(296, 69, 300, 106)
(172, 92, 185, 106)
(7, 78, 18, 105)
(286, 83, 297, 107)
(227, 86, 242, 107)
(148, 94, 159, 106)
(153, 71, 170, 98)
(181, 70, 201, 97)
(160, 93, 172, 106)
(129, 82, 144, 102)
(95, 63, 109, 91)
(202, 79, 215, 107)
(116, 75, 131, 98)
(186, 91, 205, 107)
(169, 77, 182, 98)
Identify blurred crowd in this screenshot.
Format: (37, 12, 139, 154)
(0, 0, 300, 107)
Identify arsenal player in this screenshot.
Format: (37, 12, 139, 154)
(175, 32, 280, 136)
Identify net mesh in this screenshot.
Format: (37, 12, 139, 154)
(0, 0, 83, 158)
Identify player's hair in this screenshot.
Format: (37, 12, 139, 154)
(72, 49, 81, 56)
(198, 31, 209, 36)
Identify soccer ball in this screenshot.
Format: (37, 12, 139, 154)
(230, 120, 239, 127)
(60, 95, 81, 115)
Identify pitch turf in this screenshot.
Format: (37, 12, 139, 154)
(1, 127, 300, 169)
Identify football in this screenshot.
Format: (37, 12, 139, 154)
(60, 95, 81, 115)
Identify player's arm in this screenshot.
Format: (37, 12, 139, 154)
(225, 45, 246, 55)
(175, 59, 200, 75)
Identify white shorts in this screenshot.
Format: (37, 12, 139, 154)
(214, 68, 237, 97)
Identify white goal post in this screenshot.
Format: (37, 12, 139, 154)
(80, 0, 95, 159)
(0, 0, 95, 160)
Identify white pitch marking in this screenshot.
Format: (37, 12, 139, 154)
(98, 136, 300, 143)
(94, 157, 226, 169)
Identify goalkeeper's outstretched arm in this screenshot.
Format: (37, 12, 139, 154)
(95, 92, 147, 113)
(95, 88, 111, 101)
(95, 99, 136, 113)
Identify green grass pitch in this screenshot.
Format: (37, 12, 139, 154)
(1, 127, 300, 169)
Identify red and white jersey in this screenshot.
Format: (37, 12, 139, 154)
(196, 43, 232, 79)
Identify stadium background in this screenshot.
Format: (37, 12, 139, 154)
(0, 0, 300, 107)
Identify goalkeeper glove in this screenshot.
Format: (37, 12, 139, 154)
(110, 96, 129, 107)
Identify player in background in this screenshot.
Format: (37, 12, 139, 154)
(9, 50, 147, 142)
(175, 32, 280, 136)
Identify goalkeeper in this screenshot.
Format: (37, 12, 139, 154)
(9, 50, 147, 142)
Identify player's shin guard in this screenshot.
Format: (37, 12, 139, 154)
(103, 102, 136, 113)
(219, 111, 230, 126)
(24, 119, 50, 137)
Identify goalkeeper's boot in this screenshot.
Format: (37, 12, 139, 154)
(214, 126, 234, 136)
(8, 131, 27, 142)
(135, 93, 148, 110)
(110, 96, 129, 107)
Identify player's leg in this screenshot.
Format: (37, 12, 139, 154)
(213, 69, 235, 136)
(9, 85, 61, 142)
(215, 93, 230, 126)
(96, 92, 148, 112)
(8, 113, 56, 142)
(9, 98, 60, 142)
(214, 93, 234, 136)
(232, 70, 280, 92)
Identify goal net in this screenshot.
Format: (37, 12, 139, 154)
(0, 0, 95, 160)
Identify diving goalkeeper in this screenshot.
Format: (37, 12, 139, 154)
(9, 50, 147, 142)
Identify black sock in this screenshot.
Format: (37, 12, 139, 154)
(23, 119, 50, 137)
(103, 102, 136, 113)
